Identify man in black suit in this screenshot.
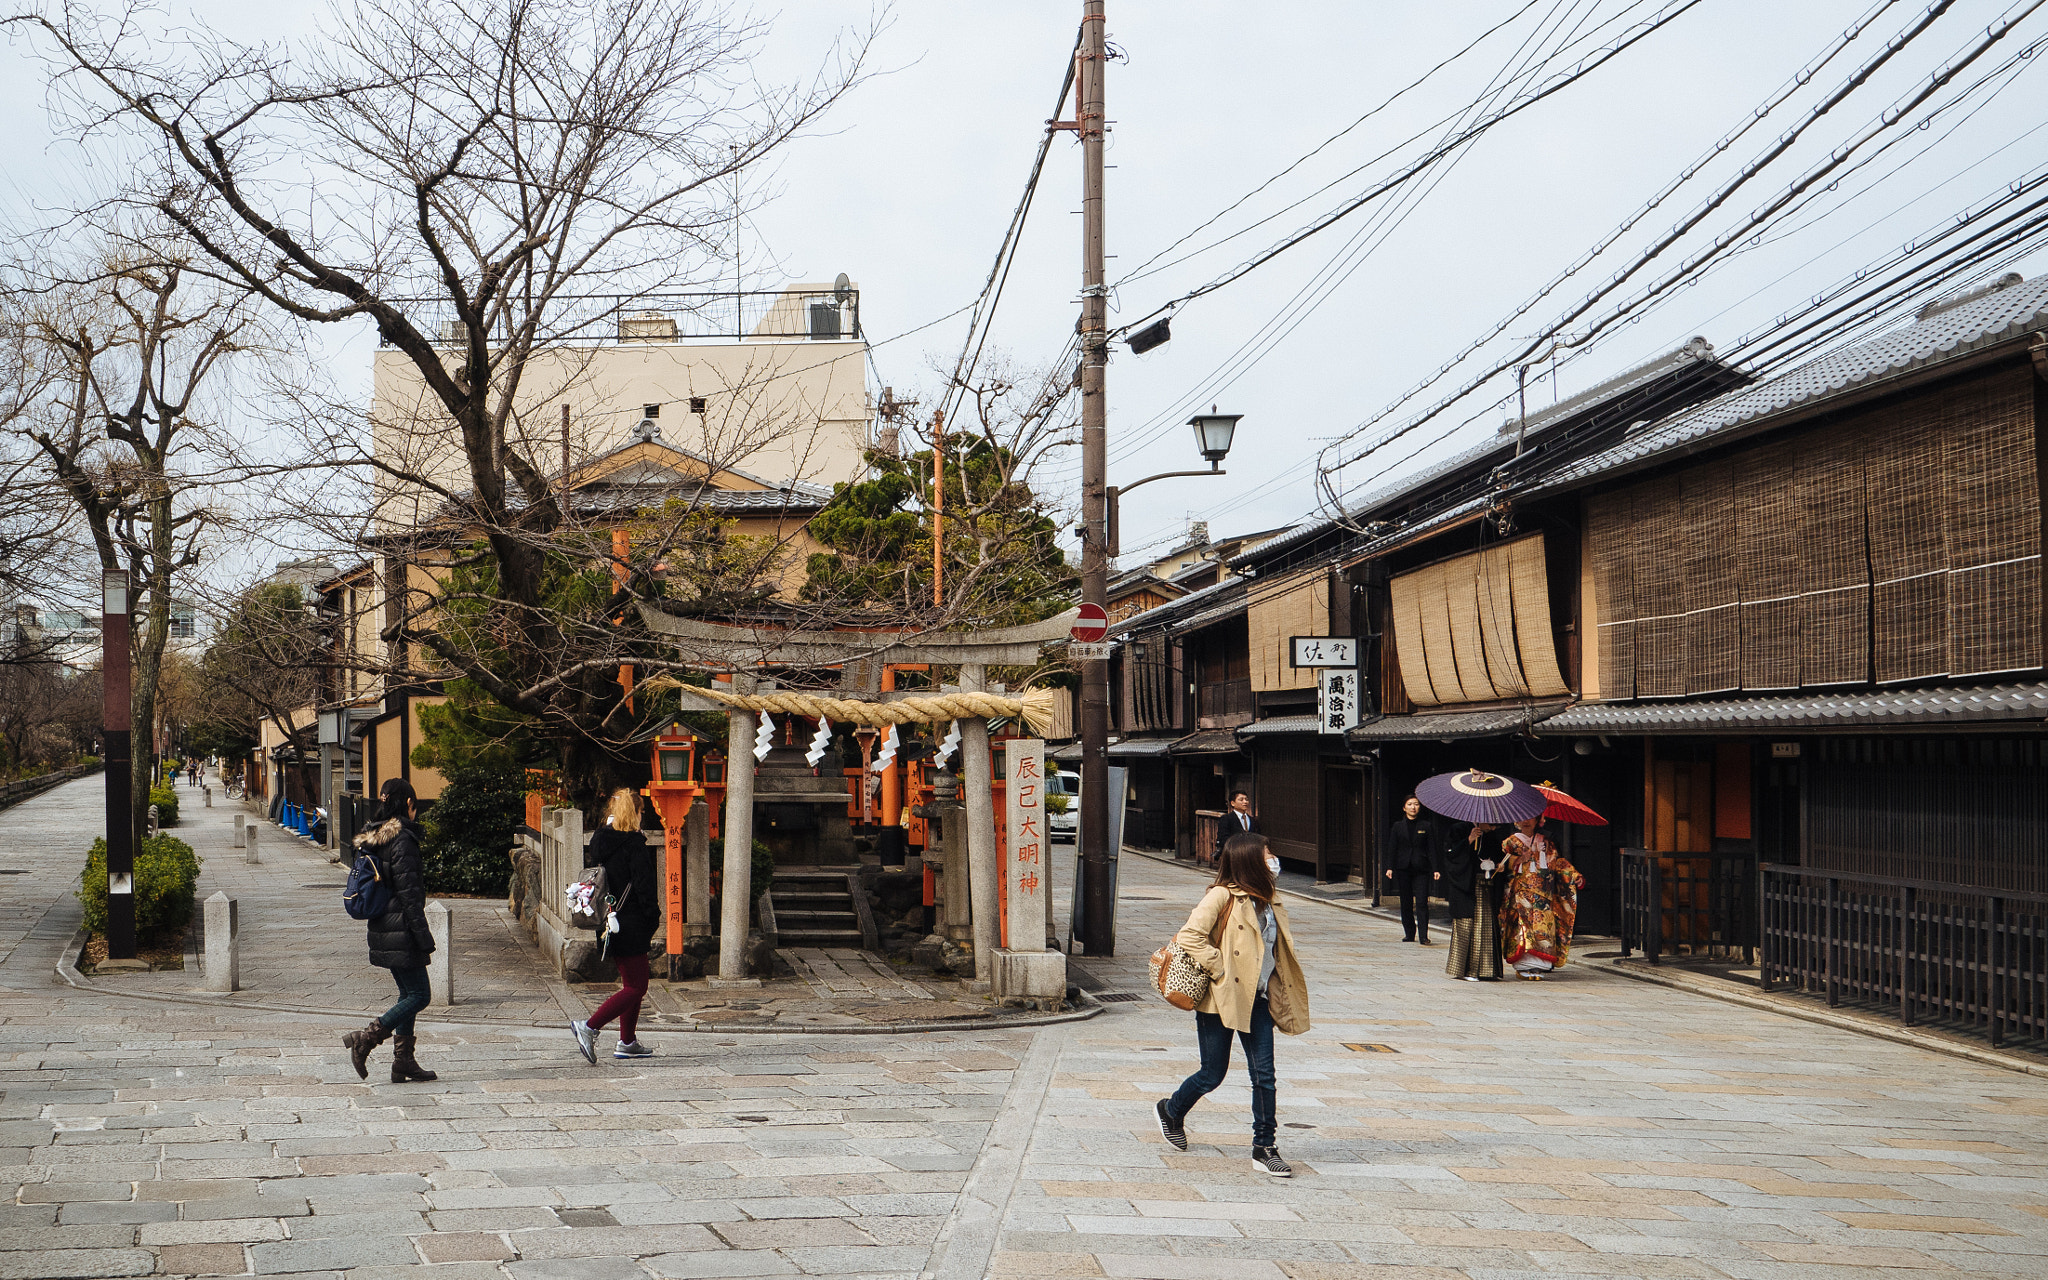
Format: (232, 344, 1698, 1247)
(1215, 790, 1259, 862)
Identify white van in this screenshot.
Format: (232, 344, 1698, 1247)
(1047, 769, 1079, 841)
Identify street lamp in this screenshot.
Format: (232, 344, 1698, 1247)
(1189, 408, 1241, 466)
(1102, 406, 1241, 558)
(101, 568, 136, 963)
(1077, 407, 1240, 958)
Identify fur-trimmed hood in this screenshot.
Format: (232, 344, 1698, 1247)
(353, 818, 409, 850)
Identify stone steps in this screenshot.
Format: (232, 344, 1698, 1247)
(768, 870, 866, 948)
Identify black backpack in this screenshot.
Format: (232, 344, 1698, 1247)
(343, 848, 394, 921)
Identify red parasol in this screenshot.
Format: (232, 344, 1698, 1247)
(1535, 782, 1607, 826)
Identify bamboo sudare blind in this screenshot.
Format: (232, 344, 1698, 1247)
(1587, 487, 1637, 699)
(1386, 534, 1570, 707)
(1585, 365, 2041, 696)
(1247, 572, 1327, 693)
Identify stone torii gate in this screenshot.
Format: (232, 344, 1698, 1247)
(636, 604, 1077, 1003)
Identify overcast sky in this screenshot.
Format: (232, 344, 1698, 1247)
(8, 0, 2046, 583)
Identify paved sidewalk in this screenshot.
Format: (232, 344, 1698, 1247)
(5, 785, 2048, 1280)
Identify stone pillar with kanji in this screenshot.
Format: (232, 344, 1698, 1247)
(990, 737, 1066, 1006)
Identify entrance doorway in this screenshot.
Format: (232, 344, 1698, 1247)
(1320, 765, 1363, 884)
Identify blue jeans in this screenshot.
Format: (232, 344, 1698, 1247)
(381, 966, 431, 1035)
(1166, 994, 1277, 1146)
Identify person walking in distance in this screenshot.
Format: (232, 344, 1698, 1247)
(1383, 795, 1440, 944)
(1153, 833, 1311, 1177)
(341, 778, 438, 1083)
(1214, 790, 1259, 864)
(569, 788, 663, 1063)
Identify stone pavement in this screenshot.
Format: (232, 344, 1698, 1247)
(2, 782, 2047, 1279)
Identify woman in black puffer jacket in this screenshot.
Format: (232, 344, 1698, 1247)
(342, 778, 439, 1083)
(568, 788, 662, 1063)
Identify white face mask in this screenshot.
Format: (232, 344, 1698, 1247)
(1265, 855, 1281, 878)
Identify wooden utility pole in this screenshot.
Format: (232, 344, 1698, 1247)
(931, 409, 945, 607)
(1076, 0, 1114, 955)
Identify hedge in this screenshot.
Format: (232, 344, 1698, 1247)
(421, 758, 523, 896)
(149, 782, 179, 828)
(79, 834, 202, 942)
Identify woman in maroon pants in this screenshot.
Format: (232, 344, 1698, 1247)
(569, 789, 662, 1062)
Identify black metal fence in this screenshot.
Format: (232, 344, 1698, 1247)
(1759, 864, 2048, 1049)
(1619, 849, 1755, 964)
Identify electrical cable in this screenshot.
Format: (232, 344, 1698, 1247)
(932, 24, 1085, 435)
(1315, 0, 2035, 497)
(1108, 0, 1712, 342)
(1106, 0, 1622, 468)
(1111, 0, 1553, 286)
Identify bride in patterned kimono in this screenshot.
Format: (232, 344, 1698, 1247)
(1497, 817, 1584, 980)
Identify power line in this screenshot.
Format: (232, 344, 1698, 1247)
(1105, 0, 1635, 468)
(933, 24, 1086, 434)
(1108, 0, 1712, 342)
(1110, 0, 1553, 286)
(1316, 0, 2033, 493)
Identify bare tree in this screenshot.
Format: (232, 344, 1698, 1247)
(11, 0, 878, 798)
(6, 255, 260, 824)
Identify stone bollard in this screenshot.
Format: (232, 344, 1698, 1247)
(234, 813, 245, 848)
(203, 786, 211, 808)
(203, 892, 239, 993)
(426, 902, 454, 1005)
(244, 824, 260, 865)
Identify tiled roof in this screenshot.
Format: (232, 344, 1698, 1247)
(1110, 576, 1245, 638)
(1169, 728, 1244, 756)
(568, 485, 831, 515)
(1232, 340, 1740, 571)
(1534, 273, 2048, 491)
(1347, 700, 1571, 743)
(1539, 683, 2048, 734)
(1235, 715, 1325, 739)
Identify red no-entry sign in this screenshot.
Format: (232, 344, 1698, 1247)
(1070, 603, 1108, 643)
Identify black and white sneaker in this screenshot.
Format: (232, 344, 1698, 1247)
(1251, 1146, 1292, 1177)
(1154, 1099, 1187, 1151)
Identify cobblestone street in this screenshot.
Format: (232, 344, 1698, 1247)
(3, 778, 2047, 1279)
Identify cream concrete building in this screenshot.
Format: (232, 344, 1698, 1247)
(336, 283, 873, 820)
(370, 283, 872, 533)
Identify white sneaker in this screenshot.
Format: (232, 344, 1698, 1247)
(613, 1040, 654, 1059)
(569, 1019, 597, 1064)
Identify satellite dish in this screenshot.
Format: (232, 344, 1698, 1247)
(833, 272, 851, 302)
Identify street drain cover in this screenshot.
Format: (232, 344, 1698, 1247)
(1285, 1122, 1316, 1129)
(0, 869, 27, 875)
(301, 884, 346, 890)
(1342, 1043, 1397, 1053)
(1119, 895, 1163, 901)
(1094, 992, 1141, 1003)
(736, 1115, 770, 1123)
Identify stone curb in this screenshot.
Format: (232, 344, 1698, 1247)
(1121, 843, 2048, 1079)
(53, 920, 1101, 1035)
(1589, 957, 2048, 1080)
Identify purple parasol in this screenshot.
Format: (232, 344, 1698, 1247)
(1415, 769, 1549, 825)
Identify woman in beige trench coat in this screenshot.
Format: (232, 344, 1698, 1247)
(1153, 832, 1311, 1176)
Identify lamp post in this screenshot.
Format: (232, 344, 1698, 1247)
(1102, 409, 1240, 558)
(1077, 407, 1240, 956)
(641, 727, 702, 981)
(101, 568, 135, 962)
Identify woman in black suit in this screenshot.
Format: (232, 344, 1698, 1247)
(1382, 796, 1440, 943)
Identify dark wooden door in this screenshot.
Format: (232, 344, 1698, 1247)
(1320, 765, 1364, 884)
